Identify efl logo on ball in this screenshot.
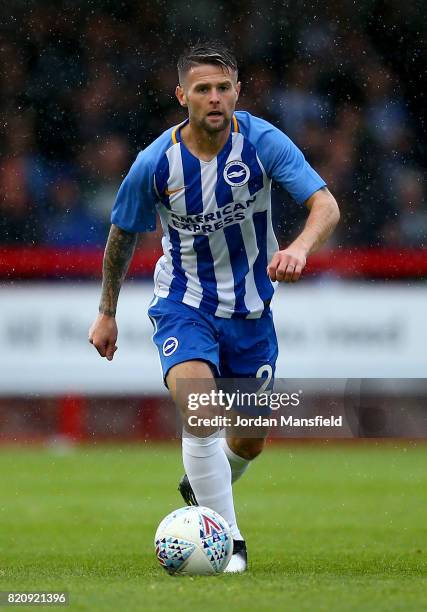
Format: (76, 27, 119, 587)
(223, 161, 250, 187)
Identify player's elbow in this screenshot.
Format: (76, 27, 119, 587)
(318, 190, 340, 229)
(313, 193, 341, 231)
(329, 195, 340, 229)
(307, 188, 340, 228)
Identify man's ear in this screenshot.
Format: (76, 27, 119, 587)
(176, 85, 187, 107)
(235, 81, 241, 101)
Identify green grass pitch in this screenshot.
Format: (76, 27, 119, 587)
(0, 442, 426, 611)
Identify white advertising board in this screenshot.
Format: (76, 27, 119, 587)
(0, 282, 426, 394)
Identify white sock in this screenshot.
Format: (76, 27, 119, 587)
(182, 430, 243, 541)
(221, 438, 251, 484)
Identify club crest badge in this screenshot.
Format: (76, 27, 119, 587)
(162, 336, 179, 356)
(223, 161, 250, 187)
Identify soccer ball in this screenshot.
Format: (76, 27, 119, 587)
(154, 506, 233, 575)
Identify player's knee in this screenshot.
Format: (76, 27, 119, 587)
(229, 437, 265, 460)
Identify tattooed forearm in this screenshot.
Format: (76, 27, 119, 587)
(99, 224, 138, 316)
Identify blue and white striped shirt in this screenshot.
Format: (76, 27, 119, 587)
(111, 111, 326, 318)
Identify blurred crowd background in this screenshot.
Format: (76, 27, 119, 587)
(1, 0, 425, 251)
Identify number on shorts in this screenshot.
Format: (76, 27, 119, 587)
(256, 364, 273, 394)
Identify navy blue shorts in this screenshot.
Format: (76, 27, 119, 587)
(148, 297, 278, 383)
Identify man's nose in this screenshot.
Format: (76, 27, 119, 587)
(209, 88, 220, 103)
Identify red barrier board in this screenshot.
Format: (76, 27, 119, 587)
(1, 247, 426, 279)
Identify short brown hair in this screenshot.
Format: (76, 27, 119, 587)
(177, 41, 238, 83)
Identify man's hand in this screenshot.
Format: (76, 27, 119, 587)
(268, 187, 340, 283)
(267, 243, 307, 282)
(88, 313, 118, 361)
(88, 224, 137, 361)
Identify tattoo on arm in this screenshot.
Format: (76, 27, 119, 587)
(99, 225, 138, 316)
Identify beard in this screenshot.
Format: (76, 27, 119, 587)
(198, 114, 231, 134)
